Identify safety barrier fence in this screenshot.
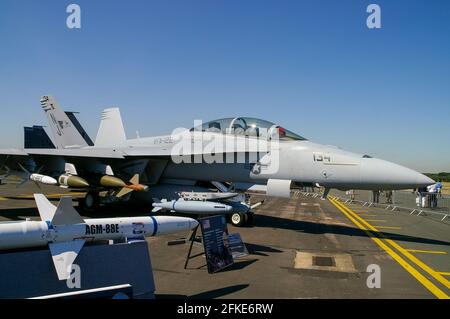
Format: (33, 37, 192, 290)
(296, 189, 449, 223)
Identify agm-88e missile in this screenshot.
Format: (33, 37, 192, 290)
(0, 194, 198, 280)
(152, 199, 234, 215)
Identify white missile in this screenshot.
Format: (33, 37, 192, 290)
(0, 194, 198, 280)
(179, 191, 239, 201)
(152, 199, 234, 215)
(29, 173, 58, 186)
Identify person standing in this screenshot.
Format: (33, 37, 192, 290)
(385, 190, 393, 204)
(372, 190, 380, 205)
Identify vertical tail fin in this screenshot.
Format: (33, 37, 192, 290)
(40, 95, 89, 149)
(95, 108, 127, 146)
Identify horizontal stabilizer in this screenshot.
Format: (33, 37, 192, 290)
(49, 240, 85, 280)
(24, 126, 56, 149)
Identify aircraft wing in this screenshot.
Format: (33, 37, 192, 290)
(0, 147, 169, 184)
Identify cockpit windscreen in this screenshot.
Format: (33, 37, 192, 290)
(190, 117, 307, 141)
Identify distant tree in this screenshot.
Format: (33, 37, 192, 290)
(424, 172, 450, 182)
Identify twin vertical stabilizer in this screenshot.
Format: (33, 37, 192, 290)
(95, 108, 127, 146)
(40, 96, 90, 149)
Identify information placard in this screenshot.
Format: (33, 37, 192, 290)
(199, 215, 234, 274)
(228, 233, 249, 259)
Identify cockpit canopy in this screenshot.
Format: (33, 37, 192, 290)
(190, 117, 307, 141)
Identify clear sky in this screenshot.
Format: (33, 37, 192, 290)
(0, 0, 449, 172)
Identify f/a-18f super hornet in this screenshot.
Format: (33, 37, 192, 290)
(0, 96, 434, 226)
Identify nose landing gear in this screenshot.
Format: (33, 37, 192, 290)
(229, 212, 255, 227)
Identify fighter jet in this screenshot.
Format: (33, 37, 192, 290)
(0, 96, 434, 226)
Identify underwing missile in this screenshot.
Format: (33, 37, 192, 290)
(0, 194, 198, 280)
(58, 174, 90, 188)
(179, 192, 239, 201)
(100, 175, 126, 188)
(152, 199, 234, 215)
(29, 174, 58, 186)
(116, 174, 149, 198)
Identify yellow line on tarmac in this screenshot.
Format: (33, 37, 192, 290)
(0, 196, 8, 201)
(332, 199, 450, 291)
(374, 226, 402, 230)
(329, 198, 449, 299)
(15, 193, 86, 199)
(406, 250, 448, 255)
(365, 220, 387, 223)
(439, 272, 450, 276)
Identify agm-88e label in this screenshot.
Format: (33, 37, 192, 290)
(85, 224, 120, 235)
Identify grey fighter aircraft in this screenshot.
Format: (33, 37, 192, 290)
(0, 96, 434, 226)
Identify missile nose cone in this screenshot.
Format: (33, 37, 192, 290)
(67, 176, 90, 188)
(100, 175, 126, 188)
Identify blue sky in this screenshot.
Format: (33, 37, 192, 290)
(0, 0, 449, 172)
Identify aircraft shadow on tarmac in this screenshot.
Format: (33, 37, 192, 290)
(250, 214, 450, 248)
(156, 284, 250, 299)
(245, 243, 283, 256)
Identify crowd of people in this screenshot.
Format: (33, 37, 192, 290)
(344, 181, 444, 209)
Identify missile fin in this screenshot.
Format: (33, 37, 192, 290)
(34, 194, 57, 222)
(152, 206, 163, 213)
(116, 187, 134, 198)
(48, 240, 85, 280)
(52, 196, 85, 226)
(129, 174, 139, 185)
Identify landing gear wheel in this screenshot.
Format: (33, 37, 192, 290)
(244, 212, 254, 226)
(230, 212, 246, 227)
(79, 192, 100, 210)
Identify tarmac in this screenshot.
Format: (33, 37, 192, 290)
(0, 183, 449, 299)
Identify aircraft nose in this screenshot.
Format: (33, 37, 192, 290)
(361, 158, 435, 190)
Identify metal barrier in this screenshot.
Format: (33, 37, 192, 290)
(296, 189, 449, 223)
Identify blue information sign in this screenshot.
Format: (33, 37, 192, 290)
(199, 215, 234, 274)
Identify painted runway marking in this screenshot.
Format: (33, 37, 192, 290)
(334, 198, 450, 290)
(406, 250, 448, 255)
(15, 193, 86, 199)
(374, 226, 401, 230)
(365, 220, 387, 223)
(329, 197, 449, 299)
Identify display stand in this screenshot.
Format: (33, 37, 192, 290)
(0, 241, 155, 299)
(183, 225, 203, 269)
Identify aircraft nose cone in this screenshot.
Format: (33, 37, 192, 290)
(416, 174, 435, 188)
(361, 158, 435, 190)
